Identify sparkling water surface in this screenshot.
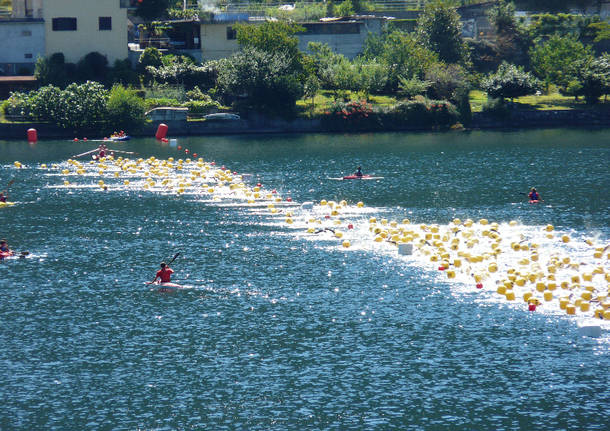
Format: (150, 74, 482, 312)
(1, 129, 609, 430)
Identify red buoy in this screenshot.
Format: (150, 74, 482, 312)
(257, 183, 261, 187)
(73, 138, 79, 142)
(476, 283, 483, 289)
(211, 162, 215, 166)
(528, 303, 537, 311)
(272, 189, 277, 194)
(185, 149, 189, 154)
(155, 123, 168, 140)
(324, 215, 330, 219)
(27, 128, 37, 142)
(177, 145, 182, 150)
(83, 137, 87, 141)
(347, 223, 354, 229)
(438, 266, 445, 271)
(193, 153, 197, 157)
(286, 197, 292, 202)
(161, 138, 168, 143)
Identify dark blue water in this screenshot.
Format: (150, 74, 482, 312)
(0, 129, 609, 430)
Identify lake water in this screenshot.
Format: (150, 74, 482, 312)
(1, 129, 609, 430)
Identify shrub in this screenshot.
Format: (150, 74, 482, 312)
(482, 62, 541, 101)
(320, 99, 381, 130)
(30, 85, 62, 121)
(184, 99, 221, 114)
(54, 81, 109, 129)
(4, 91, 33, 119)
(77, 52, 109, 84)
(106, 84, 146, 131)
(387, 99, 460, 128)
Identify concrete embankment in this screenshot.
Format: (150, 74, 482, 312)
(1, 109, 609, 140)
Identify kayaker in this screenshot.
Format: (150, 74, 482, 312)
(528, 187, 541, 201)
(98, 144, 107, 158)
(354, 166, 363, 177)
(0, 239, 12, 257)
(0, 190, 7, 202)
(152, 262, 174, 284)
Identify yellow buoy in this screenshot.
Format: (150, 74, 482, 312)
(561, 235, 570, 243)
(342, 240, 350, 248)
(580, 302, 590, 312)
(523, 292, 533, 302)
(544, 291, 553, 302)
(545, 224, 554, 232)
(566, 305, 576, 315)
(505, 291, 516, 301)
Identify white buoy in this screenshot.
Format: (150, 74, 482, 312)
(398, 243, 413, 256)
(169, 138, 178, 148)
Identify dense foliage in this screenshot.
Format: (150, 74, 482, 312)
(416, 1, 467, 64)
(481, 62, 541, 101)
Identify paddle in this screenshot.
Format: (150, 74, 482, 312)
(148, 252, 181, 284)
(72, 148, 99, 158)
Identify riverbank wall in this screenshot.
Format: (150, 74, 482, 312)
(1, 109, 609, 140)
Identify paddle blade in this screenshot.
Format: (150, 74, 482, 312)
(168, 252, 180, 265)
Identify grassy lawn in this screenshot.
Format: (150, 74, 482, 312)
(469, 90, 610, 112)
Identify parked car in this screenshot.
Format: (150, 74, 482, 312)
(203, 113, 241, 121)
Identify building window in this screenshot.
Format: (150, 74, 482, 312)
(99, 17, 112, 31)
(52, 18, 77, 31)
(25, 53, 33, 59)
(21, 30, 32, 36)
(226, 26, 236, 40)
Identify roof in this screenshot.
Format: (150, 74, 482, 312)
(0, 76, 37, 82)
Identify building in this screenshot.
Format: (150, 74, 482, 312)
(197, 13, 390, 61)
(42, 0, 129, 64)
(0, 0, 44, 75)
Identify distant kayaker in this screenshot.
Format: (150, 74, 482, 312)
(0, 239, 12, 256)
(528, 187, 541, 201)
(98, 144, 107, 158)
(152, 262, 174, 284)
(354, 166, 363, 177)
(0, 190, 7, 202)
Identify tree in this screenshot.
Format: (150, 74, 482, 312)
(482, 62, 541, 101)
(303, 75, 320, 117)
(135, 0, 170, 21)
(137, 47, 163, 84)
(578, 54, 610, 104)
(217, 47, 304, 114)
(106, 84, 146, 131)
(487, 0, 531, 66)
(234, 21, 305, 71)
(76, 52, 109, 84)
(376, 31, 439, 91)
(416, 1, 466, 64)
(424, 63, 469, 101)
(529, 34, 594, 91)
(35, 53, 73, 87)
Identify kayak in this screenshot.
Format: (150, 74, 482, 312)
(529, 200, 540, 204)
(0, 250, 14, 259)
(329, 175, 384, 180)
(149, 281, 184, 292)
(110, 135, 130, 141)
(0, 201, 15, 207)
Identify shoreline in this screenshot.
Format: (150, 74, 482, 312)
(1, 109, 610, 140)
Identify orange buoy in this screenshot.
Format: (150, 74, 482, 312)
(155, 123, 168, 140)
(27, 128, 37, 142)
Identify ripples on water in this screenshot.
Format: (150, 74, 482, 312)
(0, 129, 609, 430)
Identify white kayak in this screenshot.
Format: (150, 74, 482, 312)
(146, 281, 185, 293)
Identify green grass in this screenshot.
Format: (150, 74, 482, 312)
(469, 90, 610, 112)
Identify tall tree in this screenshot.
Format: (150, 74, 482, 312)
(416, 1, 466, 64)
(529, 34, 594, 91)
